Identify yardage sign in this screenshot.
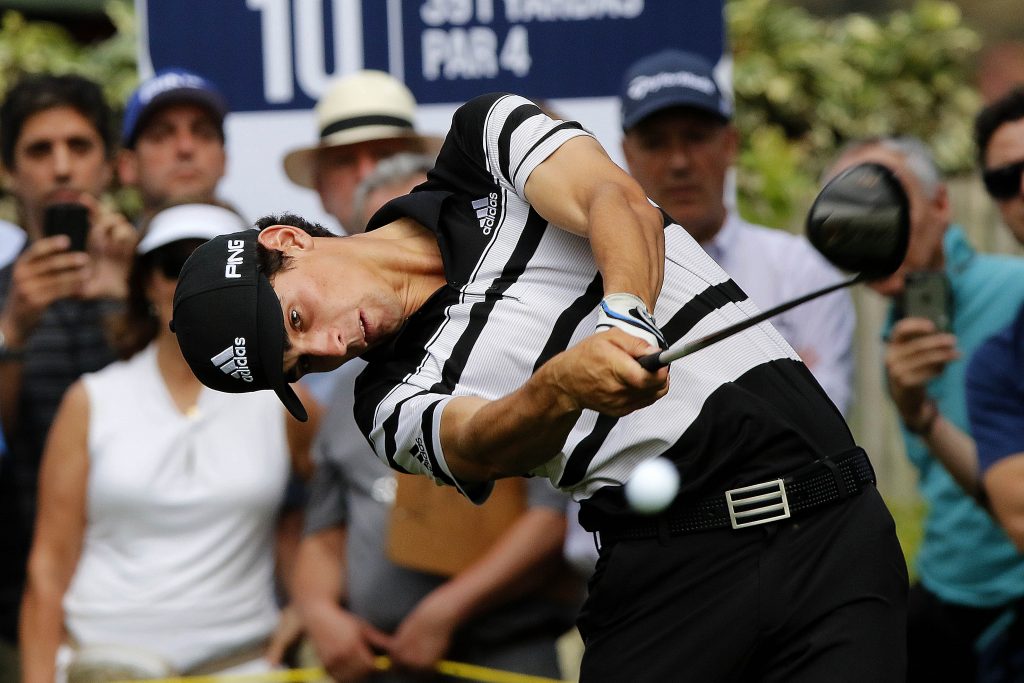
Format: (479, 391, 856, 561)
(141, 0, 724, 110)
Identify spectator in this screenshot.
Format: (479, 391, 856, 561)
(971, 87, 1024, 529)
(975, 86, 1024, 245)
(963, 88, 1024, 680)
(295, 376, 579, 683)
(290, 159, 579, 682)
(348, 153, 434, 234)
(19, 203, 319, 682)
(826, 135, 1024, 683)
(118, 69, 229, 223)
(0, 73, 135, 681)
(116, 69, 312, 575)
(282, 70, 441, 235)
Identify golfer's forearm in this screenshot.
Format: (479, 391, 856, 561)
(588, 187, 665, 309)
(442, 371, 581, 480)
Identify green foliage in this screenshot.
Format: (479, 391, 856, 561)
(728, 0, 982, 230)
(79, 1, 142, 107)
(0, 1, 137, 114)
(887, 496, 926, 577)
(0, 1, 140, 221)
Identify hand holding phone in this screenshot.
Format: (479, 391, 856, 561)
(43, 203, 90, 252)
(899, 271, 952, 333)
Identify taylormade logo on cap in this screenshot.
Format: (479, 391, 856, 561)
(224, 238, 245, 279)
(210, 337, 254, 383)
(620, 50, 732, 129)
(627, 70, 717, 101)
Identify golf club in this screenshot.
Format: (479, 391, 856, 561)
(638, 162, 909, 371)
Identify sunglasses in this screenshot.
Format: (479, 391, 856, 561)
(982, 159, 1024, 200)
(147, 239, 206, 279)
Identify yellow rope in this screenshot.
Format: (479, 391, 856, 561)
(107, 656, 568, 683)
(417, 658, 567, 683)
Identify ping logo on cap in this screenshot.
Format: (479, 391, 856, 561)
(210, 337, 254, 382)
(224, 238, 245, 279)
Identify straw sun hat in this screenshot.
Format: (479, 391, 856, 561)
(282, 70, 442, 189)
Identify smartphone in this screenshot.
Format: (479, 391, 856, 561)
(43, 203, 89, 252)
(900, 271, 952, 332)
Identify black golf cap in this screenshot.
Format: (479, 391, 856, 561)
(171, 229, 308, 422)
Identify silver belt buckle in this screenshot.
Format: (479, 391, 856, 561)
(725, 479, 791, 529)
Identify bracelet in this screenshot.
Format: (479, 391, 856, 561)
(905, 398, 939, 436)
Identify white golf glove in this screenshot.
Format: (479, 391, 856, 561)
(596, 293, 667, 349)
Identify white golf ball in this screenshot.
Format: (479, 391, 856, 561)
(625, 457, 680, 515)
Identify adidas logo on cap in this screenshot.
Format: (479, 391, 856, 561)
(471, 193, 499, 235)
(210, 337, 254, 383)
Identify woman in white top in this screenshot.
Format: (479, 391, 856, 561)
(19, 203, 319, 682)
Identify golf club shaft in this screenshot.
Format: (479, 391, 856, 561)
(638, 273, 866, 371)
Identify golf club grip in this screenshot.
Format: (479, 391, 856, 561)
(639, 274, 864, 370)
(638, 350, 667, 371)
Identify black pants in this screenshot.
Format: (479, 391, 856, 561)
(907, 583, 1006, 683)
(577, 486, 908, 682)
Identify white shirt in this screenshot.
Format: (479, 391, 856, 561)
(704, 211, 855, 415)
(64, 344, 289, 671)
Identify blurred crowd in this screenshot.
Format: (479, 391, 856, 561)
(1, 31, 1024, 683)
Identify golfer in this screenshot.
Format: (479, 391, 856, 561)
(172, 93, 906, 681)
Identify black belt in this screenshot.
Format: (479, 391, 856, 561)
(598, 447, 875, 543)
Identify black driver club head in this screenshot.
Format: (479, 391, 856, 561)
(806, 162, 909, 279)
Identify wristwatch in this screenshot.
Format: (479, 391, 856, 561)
(0, 328, 25, 361)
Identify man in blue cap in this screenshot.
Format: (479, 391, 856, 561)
(619, 49, 855, 414)
(118, 69, 230, 222)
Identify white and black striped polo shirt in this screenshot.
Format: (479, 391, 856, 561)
(357, 93, 854, 510)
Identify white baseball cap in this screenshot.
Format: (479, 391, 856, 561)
(137, 203, 248, 255)
(282, 70, 442, 189)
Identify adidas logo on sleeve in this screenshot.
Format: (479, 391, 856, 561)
(210, 337, 254, 383)
(471, 193, 499, 235)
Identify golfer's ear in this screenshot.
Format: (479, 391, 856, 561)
(258, 224, 314, 252)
